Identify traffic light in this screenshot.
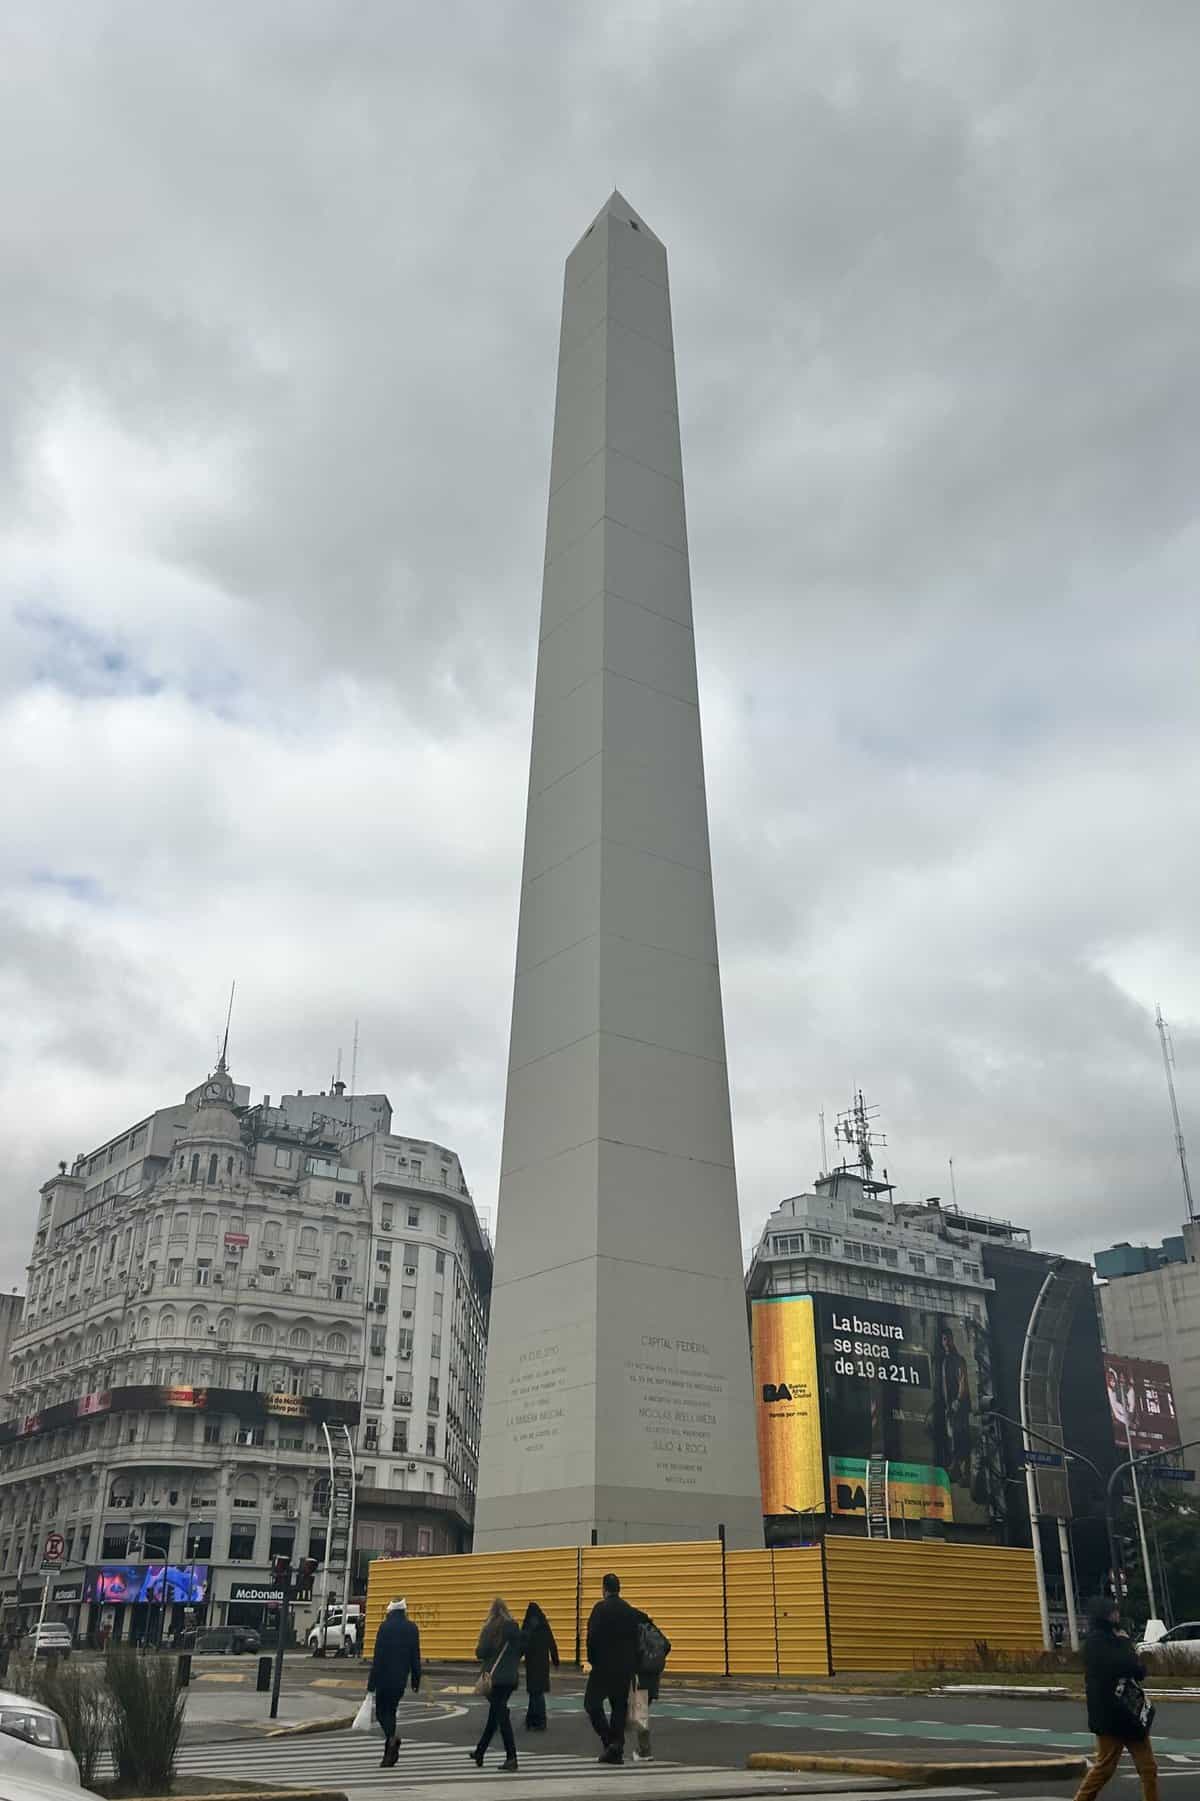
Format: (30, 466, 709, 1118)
(272, 1555, 291, 1589)
(296, 1558, 318, 1599)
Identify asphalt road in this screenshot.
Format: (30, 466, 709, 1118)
(176, 1659, 1200, 1795)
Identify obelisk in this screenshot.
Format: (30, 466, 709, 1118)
(474, 194, 763, 1550)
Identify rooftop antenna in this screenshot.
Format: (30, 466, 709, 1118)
(949, 1157, 958, 1207)
(335, 1046, 343, 1085)
(834, 1089, 890, 1196)
(819, 1108, 828, 1178)
(349, 1018, 360, 1100)
(1156, 1004, 1196, 1221)
(217, 980, 236, 1073)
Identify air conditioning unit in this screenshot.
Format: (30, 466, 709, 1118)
(404, 1266, 417, 1277)
(407, 1461, 418, 1473)
(207, 1325, 216, 1335)
(397, 1393, 411, 1407)
(264, 1248, 278, 1259)
(248, 1278, 258, 1288)
(282, 1280, 294, 1292)
(402, 1310, 413, 1320)
(337, 1258, 349, 1269)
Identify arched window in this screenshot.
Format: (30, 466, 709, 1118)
(149, 1215, 162, 1243)
(207, 1153, 218, 1185)
(187, 1310, 206, 1338)
(325, 1331, 348, 1355)
(138, 1312, 151, 1340)
(226, 1156, 234, 1178)
(288, 1327, 311, 1351)
(263, 1221, 282, 1247)
(158, 1312, 176, 1340)
(335, 1232, 351, 1258)
(200, 1213, 217, 1239)
(299, 1227, 318, 1254)
(189, 1154, 200, 1183)
(217, 1314, 233, 1341)
(251, 1323, 273, 1346)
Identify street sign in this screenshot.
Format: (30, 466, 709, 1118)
(41, 1532, 65, 1569)
(1146, 1465, 1196, 1482)
(1024, 1450, 1065, 1469)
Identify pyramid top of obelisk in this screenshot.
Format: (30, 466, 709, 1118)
(574, 188, 663, 249)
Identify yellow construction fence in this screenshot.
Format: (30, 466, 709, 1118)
(366, 1535, 1042, 1675)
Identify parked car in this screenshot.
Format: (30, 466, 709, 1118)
(0, 1689, 81, 1786)
(193, 1626, 261, 1655)
(0, 1772, 103, 1801)
(1137, 1619, 1200, 1665)
(306, 1612, 358, 1655)
(23, 1626, 73, 1660)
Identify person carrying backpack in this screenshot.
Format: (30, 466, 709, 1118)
(1073, 1595, 1158, 1800)
(628, 1613, 671, 1763)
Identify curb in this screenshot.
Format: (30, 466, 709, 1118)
(265, 1713, 356, 1737)
(747, 1751, 1088, 1785)
(139, 1792, 348, 1801)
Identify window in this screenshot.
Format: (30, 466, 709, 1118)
(364, 1419, 380, 1451)
(326, 1331, 348, 1355)
(360, 1465, 376, 1487)
(207, 1153, 219, 1184)
(335, 1232, 352, 1258)
(251, 1324, 273, 1345)
(333, 1280, 347, 1301)
(200, 1213, 217, 1238)
(288, 1327, 311, 1350)
(158, 1311, 176, 1340)
(203, 1423, 221, 1445)
(189, 1154, 200, 1183)
(297, 1269, 314, 1287)
(195, 1260, 211, 1287)
(167, 1259, 183, 1287)
(430, 1334, 441, 1361)
(186, 1525, 213, 1559)
(370, 1326, 387, 1356)
(274, 1147, 293, 1169)
(809, 1234, 832, 1254)
(397, 1329, 414, 1362)
(427, 1377, 439, 1414)
(425, 1423, 437, 1456)
(438, 1214, 448, 1237)
(964, 1263, 980, 1280)
(936, 1257, 954, 1276)
(417, 1527, 432, 1555)
(881, 1248, 899, 1267)
(909, 1254, 926, 1272)
(407, 1208, 421, 1228)
(227, 1523, 256, 1560)
(372, 1285, 388, 1308)
(264, 1221, 281, 1247)
(772, 1234, 803, 1255)
(334, 1190, 352, 1208)
(392, 1421, 408, 1453)
(424, 1471, 435, 1491)
(435, 1251, 446, 1276)
(299, 1226, 318, 1253)
(410, 1162, 422, 1181)
(381, 1213, 393, 1233)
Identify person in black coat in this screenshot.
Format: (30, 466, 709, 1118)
(366, 1598, 421, 1768)
(584, 1573, 644, 1764)
(520, 1602, 560, 1731)
(1073, 1596, 1158, 1800)
(472, 1597, 522, 1772)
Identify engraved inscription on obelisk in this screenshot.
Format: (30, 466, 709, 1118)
(474, 194, 763, 1550)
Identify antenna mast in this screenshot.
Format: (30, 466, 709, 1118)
(349, 1018, 360, 1100)
(1156, 1004, 1196, 1221)
(218, 980, 236, 1072)
(819, 1109, 828, 1178)
(834, 1090, 891, 1198)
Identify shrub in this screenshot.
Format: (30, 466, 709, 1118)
(105, 1649, 185, 1794)
(8, 1656, 112, 1788)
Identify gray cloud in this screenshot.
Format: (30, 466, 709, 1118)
(2, 1, 1199, 1287)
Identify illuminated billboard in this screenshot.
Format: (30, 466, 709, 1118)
(751, 1296, 824, 1515)
(815, 1297, 992, 1527)
(1104, 1355, 1180, 1457)
(83, 1564, 208, 1605)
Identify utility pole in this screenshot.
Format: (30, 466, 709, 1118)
(1156, 1004, 1196, 1221)
(1123, 1418, 1158, 1621)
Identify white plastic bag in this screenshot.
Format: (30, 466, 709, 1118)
(629, 1684, 649, 1730)
(351, 1693, 376, 1733)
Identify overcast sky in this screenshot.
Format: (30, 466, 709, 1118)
(3, 2, 1198, 1291)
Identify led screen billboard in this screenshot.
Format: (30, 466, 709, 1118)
(83, 1564, 208, 1605)
(751, 1296, 824, 1515)
(814, 1297, 992, 1526)
(1104, 1354, 1180, 1458)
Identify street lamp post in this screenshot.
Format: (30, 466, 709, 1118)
(1018, 1263, 1062, 1651)
(986, 1407, 1105, 1651)
(1105, 1439, 1200, 1620)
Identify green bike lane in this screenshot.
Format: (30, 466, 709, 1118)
(648, 1695, 1200, 1766)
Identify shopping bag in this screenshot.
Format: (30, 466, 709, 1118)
(351, 1693, 375, 1733)
(629, 1684, 649, 1730)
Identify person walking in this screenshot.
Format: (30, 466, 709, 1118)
(520, 1602, 560, 1732)
(584, 1573, 641, 1765)
(366, 1597, 421, 1768)
(471, 1597, 522, 1773)
(1073, 1595, 1159, 1800)
(628, 1613, 671, 1763)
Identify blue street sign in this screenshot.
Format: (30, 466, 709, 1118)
(1145, 1465, 1196, 1482)
(1024, 1450, 1065, 1468)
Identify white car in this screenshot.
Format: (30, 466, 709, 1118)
(0, 1690, 81, 1787)
(307, 1615, 358, 1654)
(1137, 1619, 1200, 1665)
(24, 1626, 73, 1659)
(0, 1773, 102, 1801)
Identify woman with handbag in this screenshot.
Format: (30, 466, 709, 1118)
(1074, 1595, 1159, 1800)
(471, 1597, 522, 1772)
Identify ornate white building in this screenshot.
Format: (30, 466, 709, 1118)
(0, 1062, 491, 1642)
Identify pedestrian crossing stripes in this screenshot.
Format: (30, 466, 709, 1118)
(97, 1731, 704, 1789)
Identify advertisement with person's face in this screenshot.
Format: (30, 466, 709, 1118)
(814, 1297, 992, 1526)
(1104, 1354, 1180, 1456)
(83, 1564, 208, 1605)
